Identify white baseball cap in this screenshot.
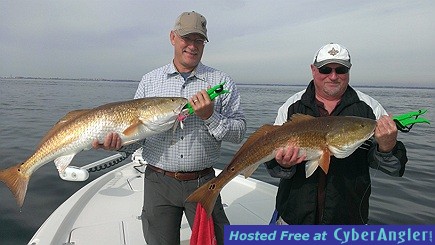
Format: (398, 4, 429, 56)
(313, 43, 351, 68)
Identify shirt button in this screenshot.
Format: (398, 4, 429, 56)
(181, 136, 184, 140)
(180, 155, 183, 158)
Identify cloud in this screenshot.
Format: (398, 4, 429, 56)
(1, 0, 434, 86)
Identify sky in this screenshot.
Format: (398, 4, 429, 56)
(1, 0, 434, 87)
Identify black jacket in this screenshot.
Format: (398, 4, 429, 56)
(266, 81, 407, 224)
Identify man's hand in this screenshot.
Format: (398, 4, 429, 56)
(189, 89, 214, 120)
(375, 115, 398, 153)
(275, 145, 306, 168)
(92, 132, 122, 151)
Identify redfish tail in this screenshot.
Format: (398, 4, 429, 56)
(186, 178, 221, 217)
(0, 163, 30, 208)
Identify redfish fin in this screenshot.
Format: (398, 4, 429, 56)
(305, 160, 319, 178)
(287, 114, 315, 124)
(305, 149, 331, 178)
(54, 154, 76, 173)
(58, 109, 91, 123)
(186, 178, 221, 217)
(123, 120, 142, 136)
(318, 149, 331, 174)
(0, 163, 30, 207)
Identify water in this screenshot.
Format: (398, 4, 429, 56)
(0, 79, 434, 244)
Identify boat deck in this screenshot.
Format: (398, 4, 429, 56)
(28, 162, 277, 244)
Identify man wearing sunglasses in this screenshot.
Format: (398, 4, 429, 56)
(265, 43, 407, 225)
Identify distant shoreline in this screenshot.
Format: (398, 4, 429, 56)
(1, 76, 433, 89)
(0, 76, 138, 83)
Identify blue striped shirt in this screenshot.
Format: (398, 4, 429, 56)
(134, 62, 246, 172)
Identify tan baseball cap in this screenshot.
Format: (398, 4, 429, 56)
(313, 43, 352, 68)
(173, 11, 208, 41)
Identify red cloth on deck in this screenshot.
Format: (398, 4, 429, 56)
(190, 203, 217, 245)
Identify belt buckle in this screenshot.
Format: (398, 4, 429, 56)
(174, 171, 183, 181)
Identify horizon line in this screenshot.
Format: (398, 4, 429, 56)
(1, 76, 434, 89)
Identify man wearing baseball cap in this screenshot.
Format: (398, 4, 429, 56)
(95, 11, 246, 244)
(264, 43, 407, 224)
(139, 11, 246, 245)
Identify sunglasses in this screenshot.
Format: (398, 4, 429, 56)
(318, 66, 349, 74)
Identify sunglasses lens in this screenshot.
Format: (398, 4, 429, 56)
(318, 66, 349, 74)
(335, 66, 349, 74)
(318, 66, 332, 74)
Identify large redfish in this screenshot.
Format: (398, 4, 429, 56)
(0, 97, 188, 207)
(187, 114, 377, 216)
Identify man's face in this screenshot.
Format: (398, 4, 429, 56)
(311, 63, 350, 100)
(170, 31, 206, 72)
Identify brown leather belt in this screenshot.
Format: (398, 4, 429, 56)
(146, 164, 214, 181)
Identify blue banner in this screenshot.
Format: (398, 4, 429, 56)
(224, 225, 434, 244)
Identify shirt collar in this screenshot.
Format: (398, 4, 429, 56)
(166, 62, 207, 81)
